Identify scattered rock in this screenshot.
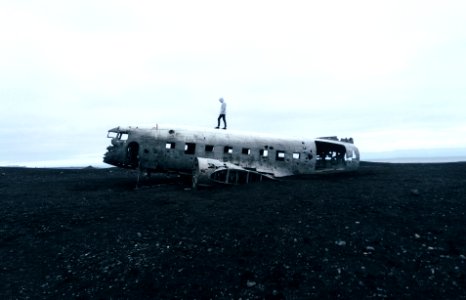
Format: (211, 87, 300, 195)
(410, 189, 420, 196)
(246, 280, 256, 288)
(335, 240, 346, 246)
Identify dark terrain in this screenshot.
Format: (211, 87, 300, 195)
(1, 162, 465, 299)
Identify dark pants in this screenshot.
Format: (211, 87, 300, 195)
(217, 114, 227, 128)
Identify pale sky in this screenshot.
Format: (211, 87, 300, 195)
(1, 0, 466, 167)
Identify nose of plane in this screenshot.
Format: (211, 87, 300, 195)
(103, 139, 127, 167)
(103, 145, 118, 166)
(103, 140, 140, 169)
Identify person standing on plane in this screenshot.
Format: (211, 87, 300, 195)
(215, 97, 227, 129)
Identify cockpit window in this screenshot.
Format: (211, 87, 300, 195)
(107, 132, 118, 139)
(107, 131, 128, 140)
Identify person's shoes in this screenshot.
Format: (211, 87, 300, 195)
(222, 127, 227, 130)
(215, 127, 219, 129)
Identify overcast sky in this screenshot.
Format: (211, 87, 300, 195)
(1, 1, 466, 167)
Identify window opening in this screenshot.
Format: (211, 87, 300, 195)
(108, 131, 129, 140)
(260, 149, 269, 157)
(293, 152, 300, 159)
(108, 132, 118, 139)
(166, 142, 176, 149)
(224, 146, 233, 154)
(242, 148, 251, 155)
(276, 151, 285, 161)
(184, 143, 196, 155)
(205, 145, 214, 152)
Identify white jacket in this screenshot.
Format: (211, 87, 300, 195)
(220, 102, 227, 114)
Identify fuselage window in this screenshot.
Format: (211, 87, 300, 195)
(185, 143, 196, 155)
(166, 142, 176, 149)
(242, 148, 251, 155)
(293, 152, 300, 159)
(260, 149, 269, 157)
(224, 146, 233, 154)
(119, 133, 129, 141)
(205, 145, 214, 152)
(276, 151, 285, 161)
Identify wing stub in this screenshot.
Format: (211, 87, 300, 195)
(192, 157, 273, 188)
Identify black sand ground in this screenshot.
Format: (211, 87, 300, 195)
(1, 162, 465, 299)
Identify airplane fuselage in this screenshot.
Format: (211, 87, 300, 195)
(103, 125, 360, 186)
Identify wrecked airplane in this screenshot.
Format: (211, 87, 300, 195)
(103, 125, 360, 187)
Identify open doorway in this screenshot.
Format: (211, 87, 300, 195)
(315, 140, 347, 171)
